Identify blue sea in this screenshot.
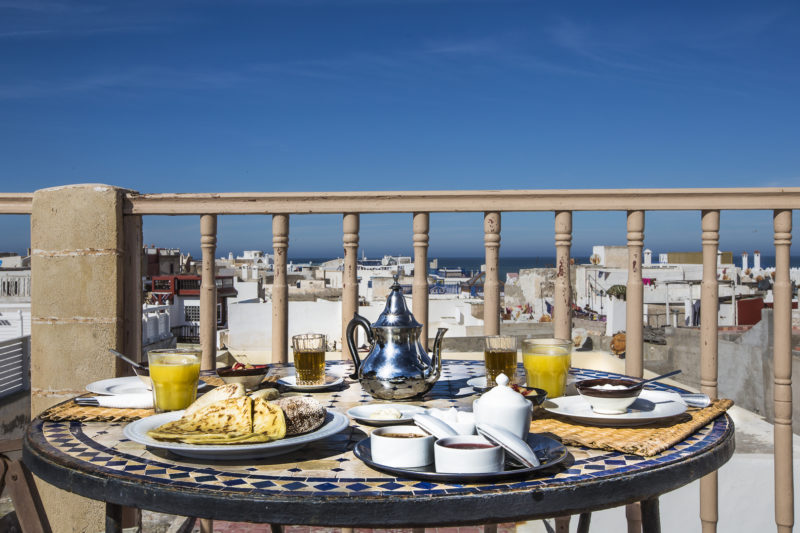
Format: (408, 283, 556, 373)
(290, 255, 800, 280)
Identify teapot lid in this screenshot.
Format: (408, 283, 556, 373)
(372, 275, 423, 328)
(477, 374, 529, 408)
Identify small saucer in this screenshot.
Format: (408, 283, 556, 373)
(277, 375, 344, 391)
(467, 376, 489, 390)
(347, 404, 425, 426)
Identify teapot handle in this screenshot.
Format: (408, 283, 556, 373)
(346, 313, 373, 379)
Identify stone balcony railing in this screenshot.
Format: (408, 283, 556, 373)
(0, 183, 798, 532)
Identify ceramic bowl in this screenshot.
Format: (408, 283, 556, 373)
(575, 378, 642, 415)
(371, 425, 434, 468)
(434, 435, 504, 474)
(509, 384, 548, 406)
(216, 364, 269, 390)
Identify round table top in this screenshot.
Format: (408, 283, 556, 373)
(24, 360, 734, 527)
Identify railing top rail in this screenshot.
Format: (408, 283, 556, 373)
(124, 188, 800, 215)
(4, 187, 800, 215)
(0, 193, 33, 215)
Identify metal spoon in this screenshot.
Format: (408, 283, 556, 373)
(678, 393, 711, 408)
(627, 369, 683, 389)
(108, 348, 146, 370)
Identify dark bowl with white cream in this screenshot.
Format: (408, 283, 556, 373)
(575, 378, 642, 414)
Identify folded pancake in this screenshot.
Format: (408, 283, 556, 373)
(253, 397, 286, 440)
(146, 395, 290, 445)
(178, 401, 285, 444)
(184, 383, 246, 417)
(179, 431, 272, 445)
(147, 396, 252, 442)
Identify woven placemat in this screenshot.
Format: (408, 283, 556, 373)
(40, 399, 154, 423)
(530, 399, 733, 457)
(39, 375, 283, 423)
(202, 375, 226, 388)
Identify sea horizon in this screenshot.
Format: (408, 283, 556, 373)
(287, 254, 798, 282)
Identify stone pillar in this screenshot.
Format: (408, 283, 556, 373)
(272, 214, 289, 363)
(625, 210, 645, 378)
(772, 209, 793, 533)
(200, 214, 217, 370)
(342, 214, 359, 361)
(412, 213, 429, 350)
(31, 184, 136, 533)
(483, 212, 501, 335)
(700, 209, 720, 533)
(553, 211, 572, 341)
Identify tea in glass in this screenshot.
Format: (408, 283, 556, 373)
(292, 333, 326, 385)
(483, 335, 518, 388)
(148, 348, 201, 413)
(522, 338, 572, 398)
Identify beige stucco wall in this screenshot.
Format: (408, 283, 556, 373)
(30, 184, 132, 533)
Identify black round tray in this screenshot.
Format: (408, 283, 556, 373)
(353, 432, 569, 483)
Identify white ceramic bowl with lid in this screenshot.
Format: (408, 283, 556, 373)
(472, 373, 532, 440)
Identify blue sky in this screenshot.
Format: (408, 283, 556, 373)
(1, 1, 799, 258)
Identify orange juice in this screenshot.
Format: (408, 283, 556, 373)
(522, 339, 572, 398)
(148, 351, 200, 412)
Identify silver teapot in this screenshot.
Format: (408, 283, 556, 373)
(346, 277, 447, 400)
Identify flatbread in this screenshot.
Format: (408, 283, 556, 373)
(184, 383, 245, 417)
(147, 396, 252, 442)
(146, 396, 292, 445)
(249, 388, 279, 401)
(253, 398, 286, 440)
(180, 432, 272, 445)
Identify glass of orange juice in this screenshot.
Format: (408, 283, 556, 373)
(521, 338, 572, 399)
(148, 348, 201, 413)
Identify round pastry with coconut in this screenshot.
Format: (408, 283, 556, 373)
(273, 396, 326, 436)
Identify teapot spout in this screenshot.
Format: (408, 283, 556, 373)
(427, 328, 448, 384)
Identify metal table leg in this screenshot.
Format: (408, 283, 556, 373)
(577, 512, 592, 533)
(105, 502, 122, 533)
(641, 497, 661, 533)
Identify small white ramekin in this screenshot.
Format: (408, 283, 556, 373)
(434, 435, 504, 474)
(370, 425, 434, 468)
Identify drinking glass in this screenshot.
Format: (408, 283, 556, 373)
(483, 335, 518, 388)
(521, 338, 572, 398)
(147, 348, 201, 413)
(292, 333, 326, 386)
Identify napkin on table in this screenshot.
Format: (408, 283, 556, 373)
(87, 393, 154, 409)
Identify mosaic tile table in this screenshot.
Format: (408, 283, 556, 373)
(24, 360, 734, 532)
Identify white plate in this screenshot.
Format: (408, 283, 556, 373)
(86, 376, 206, 396)
(277, 375, 344, 391)
(346, 404, 426, 426)
(86, 376, 150, 395)
(543, 390, 688, 426)
(467, 376, 488, 389)
(123, 410, 349, 460)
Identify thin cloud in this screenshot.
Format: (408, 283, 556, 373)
(0, 66, 247, 100)
(0, 1, 100, 12)
(0, 29, 54, 38)
(0, 1, 182, 39)
(548, 18, 654, 73)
